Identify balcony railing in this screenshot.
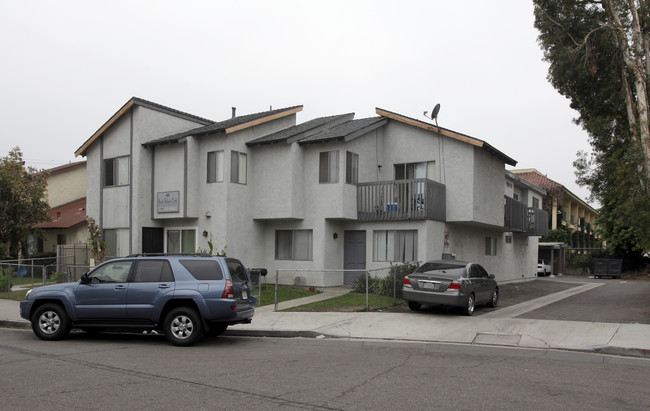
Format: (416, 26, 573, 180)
(504, 196, 549, 236)
(357, 178, 446, 221)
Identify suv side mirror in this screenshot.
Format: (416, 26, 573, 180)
(80, 272, 89, 284)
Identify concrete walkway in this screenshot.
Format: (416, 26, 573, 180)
(2, 281, 649, 358)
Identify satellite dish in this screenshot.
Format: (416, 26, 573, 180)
(431, 103, 440, 120)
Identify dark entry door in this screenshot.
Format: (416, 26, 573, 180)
(142, 227, 164, 254)
(344, 231, 366, 285)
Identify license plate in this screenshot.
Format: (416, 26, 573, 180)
(242, 290, 248, 300)
(421, 282, 437, 290)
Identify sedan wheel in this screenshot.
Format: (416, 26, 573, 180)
(164, 307, 203, 346)
(488, 288, 499, 307)
(462, 294, 475, 316)
(31, 303, 71, 341)
(408, 301, 422, 311)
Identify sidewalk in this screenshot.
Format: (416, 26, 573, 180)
(2, 283, 649, 358)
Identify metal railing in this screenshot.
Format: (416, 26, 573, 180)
(504, 196, 549, 236)
(357, 178, 446, 222)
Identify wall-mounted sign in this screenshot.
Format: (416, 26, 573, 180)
(157, 191, 179, 213)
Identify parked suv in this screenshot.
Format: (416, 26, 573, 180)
(19, 254, 257, 346)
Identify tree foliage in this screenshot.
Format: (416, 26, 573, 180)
(0, 147, 50, 258)
(534, 0, 650, 257)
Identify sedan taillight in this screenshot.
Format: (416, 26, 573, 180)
(403, 277, 411, 286)
(447, 281, 461, 290)
(221, 280, 234, 299)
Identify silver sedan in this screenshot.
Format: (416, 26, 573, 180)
(402, 260, 499, 316)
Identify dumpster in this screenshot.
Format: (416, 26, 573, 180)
(593, 259, 622, 279)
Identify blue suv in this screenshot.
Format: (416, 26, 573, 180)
(19, 254, 257, 346)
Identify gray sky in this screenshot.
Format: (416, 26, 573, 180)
(0, 0, 596, 206)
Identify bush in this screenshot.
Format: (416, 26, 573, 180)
(352, 262, 418, 299)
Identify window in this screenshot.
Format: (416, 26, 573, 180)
(133, 260, 174, 282)
(56, 234, 66, 245)
(469, 264, 489, 278)
(103, 228, 129, 257)
(207, 151, 224, 183)
(89, 261, 133, 283)
(166, 229, 196, 253)
(506, 182, 513, 188)
(180, 260, 223, 280)
(104, 156, 129, 187)
(485, 237, 497, 256)
(226, 260, 248, 283)
(374, 230, 418, 262)
(505, 234, 513, 244)
(275, 230, 313, 261)
(230, 151, 247, 184)
(394, 161, 435, 180)
(533, 197, 540, 209)
(319, 151, 339, 183)
(513, 193, 519, 201)
(346, 151, 359, 184)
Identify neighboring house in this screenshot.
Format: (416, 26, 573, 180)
(74, 97, 548, 283)
(31, 161, 87, 254)
(509, 168, 598, 250)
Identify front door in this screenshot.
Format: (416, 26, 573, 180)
(344, 231, 366, 285)
(142, 227, 164, 254)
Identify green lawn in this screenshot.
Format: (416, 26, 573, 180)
(253, 284, 322, 307)
(286, 293, 403, 312)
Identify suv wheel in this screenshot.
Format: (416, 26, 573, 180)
(164, 307, 203, 346)
(31, 303, 71, 341)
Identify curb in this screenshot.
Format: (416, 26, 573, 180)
(0, 320, 30, 330)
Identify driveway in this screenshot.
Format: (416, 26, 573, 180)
(386, 276, 650, 324)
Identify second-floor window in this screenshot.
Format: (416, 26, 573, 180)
(207, 150, 224, 183)
(231, 151, 247, 184)
(319, 150, 339, 183)
(533, 197, 540, 209)
(104, 156, 129, 187)
(346, 151, 359, 184)
(394, 161, 435, 180)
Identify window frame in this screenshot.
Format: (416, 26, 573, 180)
(373, 230, 418, 262)
(207, 150, 224, 183)
(275, 229, 313, 261)
(104, 156, 130, 187)
(346, 151, 359, 185)
(485, 236, 497, 256)
(319, 150, 339, 184)
(231, 151, 247, 184)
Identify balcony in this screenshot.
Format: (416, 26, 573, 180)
(357, 178, 446, 222)
(504, 196, 549, 236)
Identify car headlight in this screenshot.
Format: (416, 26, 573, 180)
(25, 289, 32, 299)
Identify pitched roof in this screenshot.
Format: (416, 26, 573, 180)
(75, 97, 214, 157)
(246, 113, 353, 147)
(298, 117, 388, 145)
(33, 198, 87, 229)
(143, 105, 303, 147)
(375, 108, 517, 166)
(37, 160, 86, 176)
(510, 169, 562, 191)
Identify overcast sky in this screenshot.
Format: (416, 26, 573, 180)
(0, 0, 596, 206)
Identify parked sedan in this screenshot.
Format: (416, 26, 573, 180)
(537, 259, 552, 276)
(402, 260, 498, 316)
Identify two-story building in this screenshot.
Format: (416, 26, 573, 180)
(75, 97, 547, 283)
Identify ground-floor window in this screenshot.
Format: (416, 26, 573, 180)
(166, 229, 196, 253)
(275, 230, 313, 261)
(373, 230, 418, 262)
(485, 236, 497, 256)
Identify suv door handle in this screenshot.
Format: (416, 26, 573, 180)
(158, 284, 171, 289)
(114, 285, 126, 290)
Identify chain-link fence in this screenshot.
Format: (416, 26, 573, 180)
(266, 263, 419, 311)
(1, 246, 92, 299)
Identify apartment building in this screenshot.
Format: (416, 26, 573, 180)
(75, 98, 548, 283)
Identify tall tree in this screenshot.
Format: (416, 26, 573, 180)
(534, 0, 650, 257)
(0, 147, 50, 258)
